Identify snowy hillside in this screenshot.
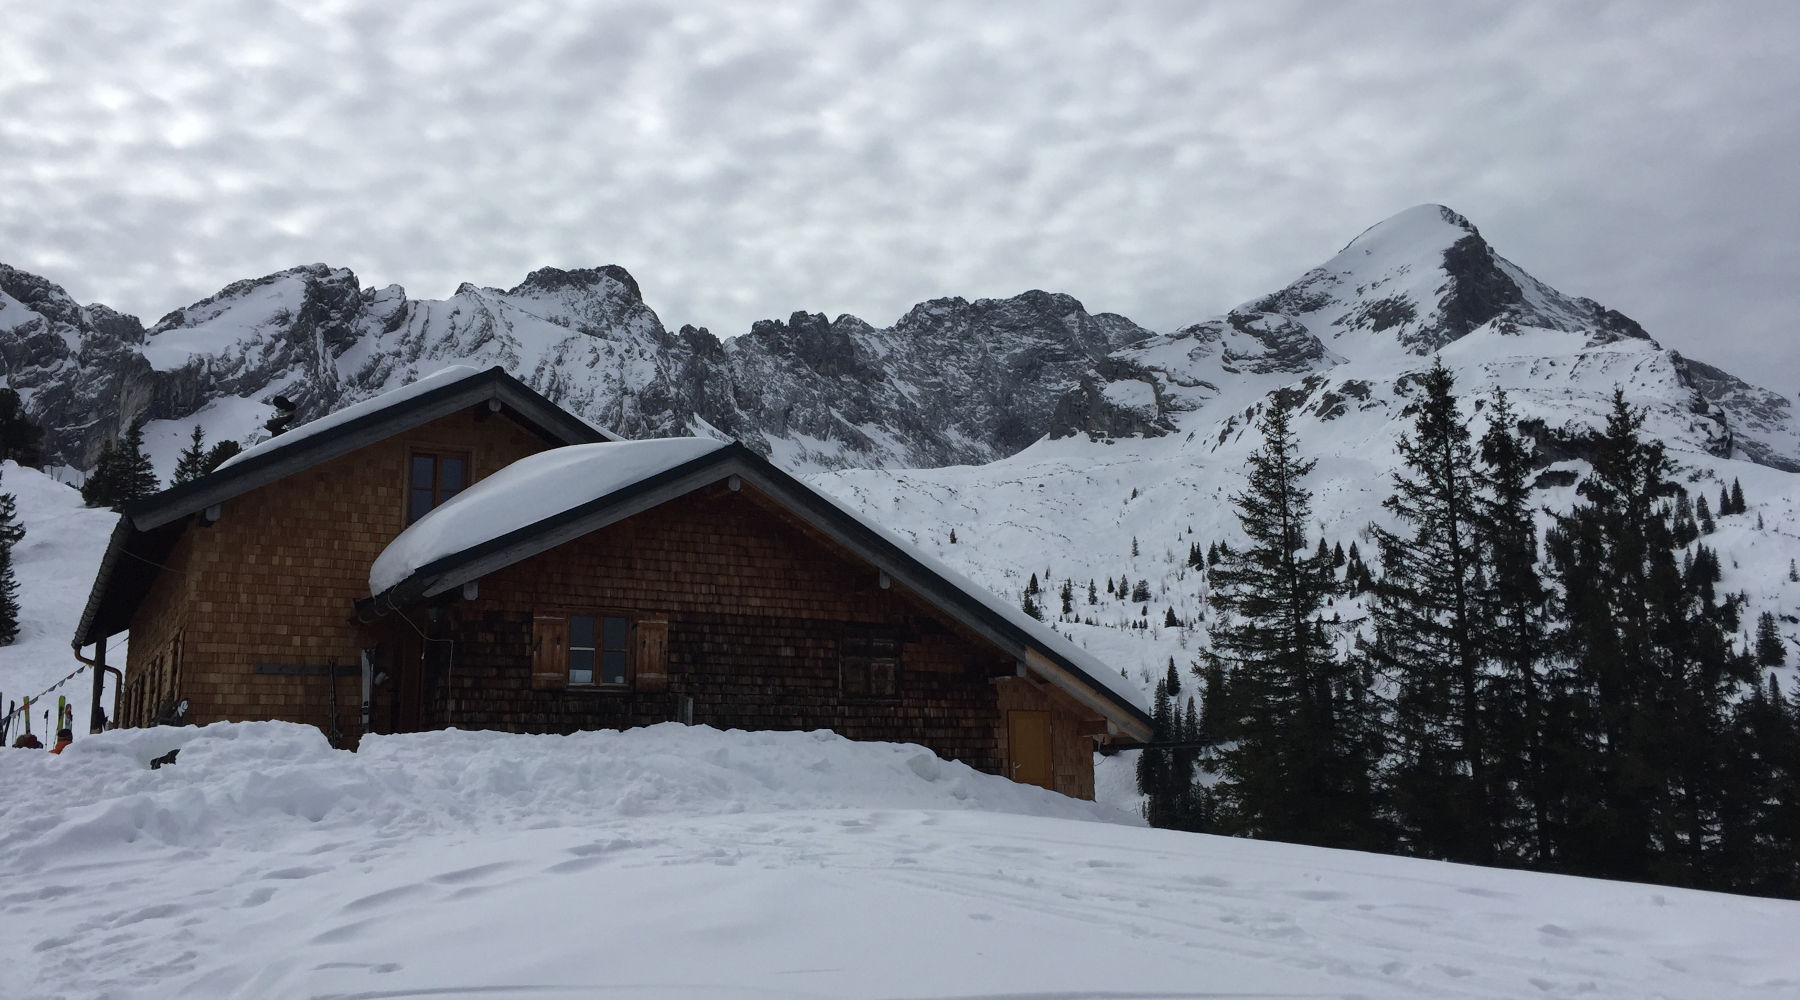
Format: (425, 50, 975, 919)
(0, 463, 116, 739)
(4, 722, 1796, 999)
(810, 207, 1800, 698)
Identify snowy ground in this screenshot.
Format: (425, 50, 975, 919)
(3, 722, 1797, 1000)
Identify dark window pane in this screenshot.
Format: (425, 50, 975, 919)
(570, 615, 594, 649)
(440, 457, 465, 492)
(569, 648, 594, 685)
(602, 616, 628, 651)
(601, 650, 627, 685)
(411, 455, 436, 486)
(843, 662, 866, 697)
(870, 661, 896, 696)
(409, 489, 434, 522)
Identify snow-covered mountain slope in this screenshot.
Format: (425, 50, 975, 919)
(11, 206, 1793, 483)
(4, 721, 1795, 1000)
(809, 206, 1800, 697)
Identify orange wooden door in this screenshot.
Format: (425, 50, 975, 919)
(1008, 710, 1054, 789)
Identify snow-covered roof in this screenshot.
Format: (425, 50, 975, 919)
(371, 438, 728, 594)
(367, 439, 1152, 729)
(76, 365, 611, 646)
(217, 365, 484, 471)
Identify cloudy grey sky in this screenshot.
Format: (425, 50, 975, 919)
(3, 1, 1796, 393)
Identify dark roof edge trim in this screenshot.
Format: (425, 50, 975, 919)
(127, 367, 611, 531)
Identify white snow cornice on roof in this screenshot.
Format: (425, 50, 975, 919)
(370, 438, 729, 594)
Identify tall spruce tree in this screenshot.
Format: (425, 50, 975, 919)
(0, 389, 46, 468)
(1473, 388, 1553, 864)
(0, 470, 22, 645)
(1205, 394, 1363, 846)
(172, 425, 211, 485)
(81, 421, 160, 509)
(1368, 360, 1493, 864)
(1543, 389, 1746, 885)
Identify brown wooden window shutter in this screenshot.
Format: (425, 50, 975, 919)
(634, 619, 669, 693)
(531, 614, 570, 690)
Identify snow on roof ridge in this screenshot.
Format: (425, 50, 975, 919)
(215, 364, 490, 471)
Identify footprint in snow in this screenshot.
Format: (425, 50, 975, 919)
(342, 883, 432, 914)
(429, 861, 516, 885)
(264, 865, 329, 880)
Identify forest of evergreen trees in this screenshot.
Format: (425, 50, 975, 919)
(1140, 363, 1800, 899)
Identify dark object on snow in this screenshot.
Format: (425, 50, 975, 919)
(49, 728, 73, 754)
(13, 732, 42, 749)
(149, 747, 179, 769)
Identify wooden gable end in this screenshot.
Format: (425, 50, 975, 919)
(118, 405, 562, 737)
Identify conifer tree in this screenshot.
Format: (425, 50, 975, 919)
(1060, 579, 1074, 616)
(1473, 388, 1552, 864)
(1164, 606, 1179, 628)
(1368, 360, 1493, 863)
(948, 528, 957, 544)
(1757, 612, 1787, 668)
(1087, 579, 1097, 605)
(0, 389, 46, 468)
(1020, 589, 1043, 621)
(203, 439, 242, 473)
(1205, 394, 1360, 845)
(1543, 389, 1745, 885)
(1697, 494, 1716, 534)
(1730, 478, 1745, 515)
(0, 476, 22, 547)
(1719, 484, 1732, 518)
(0, 471, 22, 646)
(83, 422, 159, 508)
(172, 425, 211, 485)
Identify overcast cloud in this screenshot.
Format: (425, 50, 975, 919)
(2, 1, 1795, 393)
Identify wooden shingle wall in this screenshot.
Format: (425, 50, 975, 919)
(118, 408, 551, 736)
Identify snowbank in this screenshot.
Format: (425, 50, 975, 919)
(0, 722, 1129, 866)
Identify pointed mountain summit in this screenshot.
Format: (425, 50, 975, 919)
(1236, 204, 1650, 360)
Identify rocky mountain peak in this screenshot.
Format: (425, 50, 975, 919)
(507, 265, 643, 302)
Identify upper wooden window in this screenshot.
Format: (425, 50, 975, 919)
(408, 451, 469, 523)
(842, 633, 900, 700)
